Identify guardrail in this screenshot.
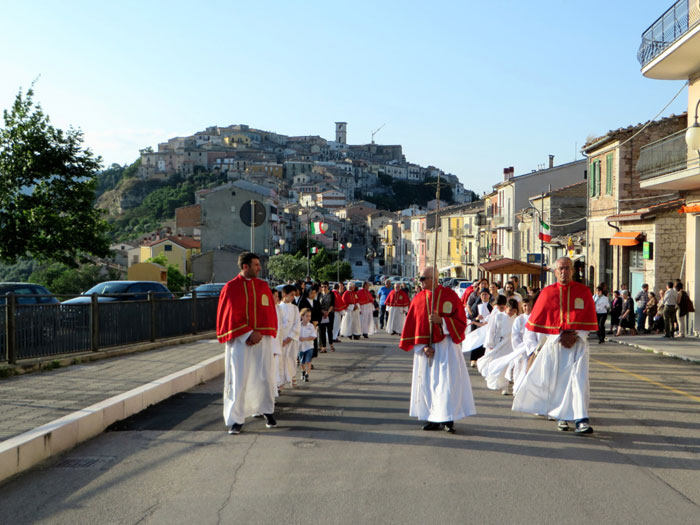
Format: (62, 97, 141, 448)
(1, 292, 218, 364)
(637, 0, 690, 67)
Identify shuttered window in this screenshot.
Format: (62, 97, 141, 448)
(605, 153, 613, 195)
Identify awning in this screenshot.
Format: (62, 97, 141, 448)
(479, 258, 544, 275)
(679, 204, 700, 213)
(438, 264, 461, 273)
(609, 231, 642, 246)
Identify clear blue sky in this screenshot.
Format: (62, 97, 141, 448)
(1, 1, 688, 194)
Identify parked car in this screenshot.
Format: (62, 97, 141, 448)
(453, 280, 473, 299)
(61, 281, 173, 304)
(0, 282, 60, 341)
(180, 283, 226, 299)
(0, 283, 59, 305)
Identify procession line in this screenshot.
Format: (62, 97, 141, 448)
(591, 357, 700, 404)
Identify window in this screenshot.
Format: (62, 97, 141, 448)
(164, 245, 173, 252)
(605, 154, 613, 195)
(589, 160, 601, 197)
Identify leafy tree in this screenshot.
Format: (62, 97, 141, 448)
(292, 237, 324, 257)
(0, 86, 111, 266)
(0, 258, 42, 282)
(310, 248, 333, 278)
(315, 261, 352, 282)
(29, 262, 117, 295)
(268, 254, 307, 282)
(147, 253, 189, 292)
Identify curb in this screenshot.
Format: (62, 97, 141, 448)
(0, 352, 224, 485)
(607, 338, 700, 365)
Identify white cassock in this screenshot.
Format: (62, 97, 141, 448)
(385, 306, 407, 334)
(477, 311, 515, 390)
(512, 331, 590, 421)
(223, 330, 277, 426)
(277, 302, 301, 387)
(410, 323, 476, 422)
(333, 309, 345, 340)
(360, 302, 376, 335)
(273, 305, 284, 390)
(340, 304, 361, 336)
(461, 305, 492, 353)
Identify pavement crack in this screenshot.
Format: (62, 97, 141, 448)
(216, 434, 259, 524)
(132, 500, 160, 524)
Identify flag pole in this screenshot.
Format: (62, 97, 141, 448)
(428, 172, 442, 367)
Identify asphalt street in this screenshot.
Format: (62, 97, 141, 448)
(2, 332, 699, 524)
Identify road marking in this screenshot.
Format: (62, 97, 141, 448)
(592, 357, 700, 403)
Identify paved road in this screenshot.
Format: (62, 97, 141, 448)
(3, 333, 699, 524)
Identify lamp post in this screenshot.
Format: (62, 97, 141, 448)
(518, 204, 545, 287)
(263, 247, 269, 278)
(299, 207, 310, 278)
(686, 98, 700, 152)
(278, 238, 286, 253)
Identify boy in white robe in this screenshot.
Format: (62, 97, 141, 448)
(478, 297, 518, 393)
(278, 285, 301, 387)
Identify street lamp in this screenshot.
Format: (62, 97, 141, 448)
(518, 206, 545, 287)
(686, 98, 700, 152)
(278, 238, 286, 253)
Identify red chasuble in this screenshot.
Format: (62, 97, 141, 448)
(333, 290, 347, 312)
(461, 285, 474, 306)
(357, 289, 373, 305)
(342, 290, 359, 306)
(399, 285, 467, 351)
(526, 281, 598, 335)
(385, 289, 410, 307)
(216, 274, 278, 344)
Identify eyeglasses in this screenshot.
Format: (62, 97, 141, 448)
(419, 276, 427, 281)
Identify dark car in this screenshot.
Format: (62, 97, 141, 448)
(180, 283, 226, 299)
(61, 281, 173, 304)
(0, 283, 59, 305)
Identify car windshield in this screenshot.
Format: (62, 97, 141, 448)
(84, 282, 132, 295)
(196, 284, 222, 292)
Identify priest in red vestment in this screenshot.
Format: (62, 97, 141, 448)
(357, 282, 376, 338)
(332, 282, 347, 342)
(217, 252, 278, 435)
(513, 256, 597, 434)
(384, 284, 410, 335)
(340, 283, 362, 339)
(400, 267, 476, 433)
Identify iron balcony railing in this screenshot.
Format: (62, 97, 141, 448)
(637, 128, 700, 180)
(1, 293, 218, 364)
(637, 0, 691, 67)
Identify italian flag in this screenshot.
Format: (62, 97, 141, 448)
(538, 220, 552, 242)
(339, 243, 344, 250)
(310, 221, 327, 235)
(311, 247, 319, 254)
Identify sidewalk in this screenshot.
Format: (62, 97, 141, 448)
(606, 332, 700, 364)
(0, 336, 224, 483)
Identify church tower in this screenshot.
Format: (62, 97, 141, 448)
(335, 122, 347, 144)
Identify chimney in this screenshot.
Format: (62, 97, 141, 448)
(503, 168, 509, 181)
(548, 155, 554, 169)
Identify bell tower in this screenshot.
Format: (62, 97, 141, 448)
(335, 121, 347, 144)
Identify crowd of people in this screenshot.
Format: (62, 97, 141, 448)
(593, 280, 694, 340)
(216, 251, 599, 437)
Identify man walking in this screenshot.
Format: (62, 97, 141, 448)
(217, 252, 278, 435)
(661, 281, 679, 338)
(377, 279, 392, 330)
(513, 257, 598, 434)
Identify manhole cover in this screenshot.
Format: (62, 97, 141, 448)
(51, 456, 115, 470)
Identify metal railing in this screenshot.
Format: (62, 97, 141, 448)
(637, 128, 700, 180)
(1, 293, 218, 364)
(638, 0, 690, 67)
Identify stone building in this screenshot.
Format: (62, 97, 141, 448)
(583, 114, 687, 295)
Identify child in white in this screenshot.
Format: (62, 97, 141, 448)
(477, 297, 518, 393)
(298, 308, 317, 382)
(277, 285, 301, 387)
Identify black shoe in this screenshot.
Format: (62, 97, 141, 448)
(363, 334, 368, 339)
(228, 423, 243, 435)
(304, 375, 309, 382)
(444, 421, 455, 434)
(353, 335, 360, 340)
(263, 414, 277, 428)
(422, 422, 444, 431)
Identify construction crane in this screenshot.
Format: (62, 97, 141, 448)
(371, 123, 386, 144)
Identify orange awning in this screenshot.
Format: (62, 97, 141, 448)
(609, 232, 642, 246)
(679, 204, 700, 213)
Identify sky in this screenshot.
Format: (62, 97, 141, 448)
(0, 1, 690, 194)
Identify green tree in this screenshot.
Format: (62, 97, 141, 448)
(29, 262, 112, 295)
(0, 86, 111, 266)
(268, 254, 307, 282)
(147, 253, 189, 292)
(315, 261, 352, 282)
(310, 248, 333, 278)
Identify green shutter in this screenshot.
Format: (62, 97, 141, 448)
(589, 162, 595, 196)
(606, 154, 613, 194)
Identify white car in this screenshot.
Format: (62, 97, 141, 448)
(453, 280, 472, 299)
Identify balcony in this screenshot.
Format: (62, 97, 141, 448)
(637, 129, 700, 190)
(638, 0, 700, 79)
(413, 230, 425, 241)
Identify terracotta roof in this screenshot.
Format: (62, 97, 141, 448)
(143, 236, 201, 249)
(606, 198, 685, 222)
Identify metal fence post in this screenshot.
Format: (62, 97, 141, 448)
(149, 291, 156, 342)
(91, 293, 99, 352)
(192, 290, 198, 335)
(6, 293, 16, 364)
